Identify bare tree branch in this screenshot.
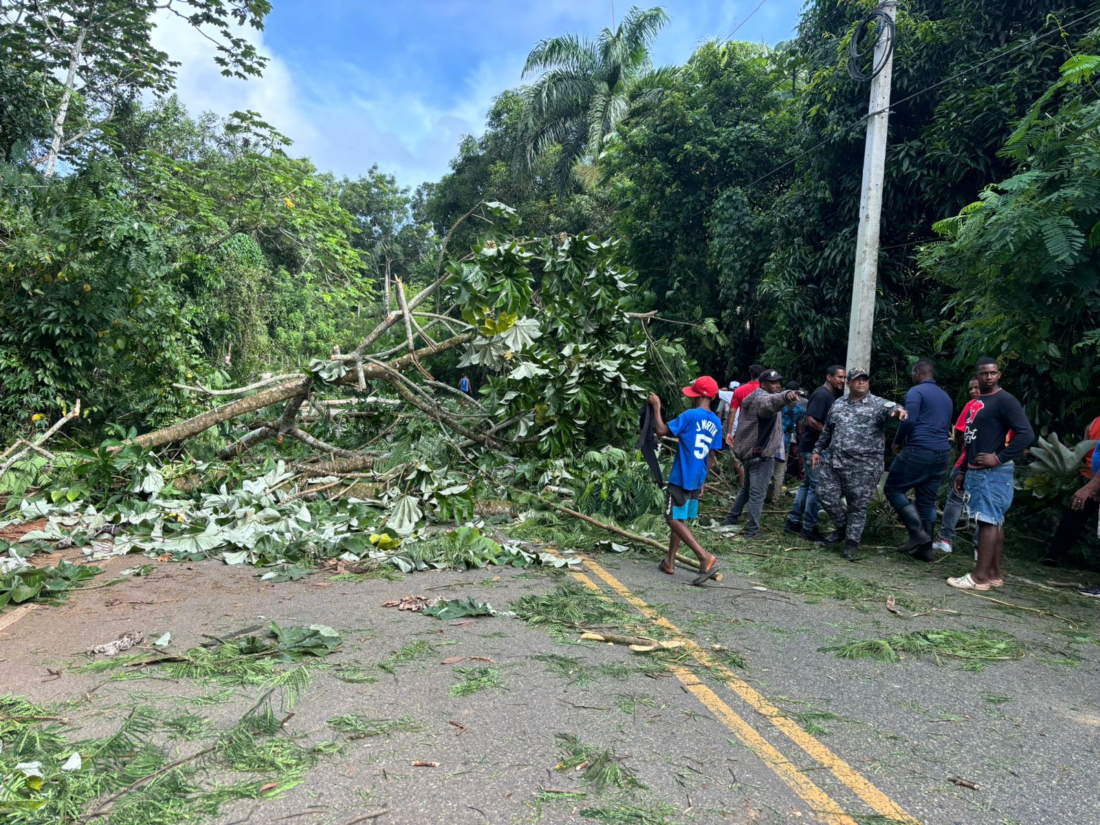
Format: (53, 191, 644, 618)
(0, 400, 81, 480)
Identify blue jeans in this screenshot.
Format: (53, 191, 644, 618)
(729, 456, 774, 537)
(965, 462, 1016, 526)
(938, 466, 966, 542)
(787, 456, 823, 530)
(885, 447, 952, 524)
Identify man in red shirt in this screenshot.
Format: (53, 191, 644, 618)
(1041, 413, 1100, 567)
(932, 378, 980, 554)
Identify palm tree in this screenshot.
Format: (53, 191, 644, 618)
(520, 6, 675, 196)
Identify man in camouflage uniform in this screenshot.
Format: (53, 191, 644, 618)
(811, 368, 908, 559)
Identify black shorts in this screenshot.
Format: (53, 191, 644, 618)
(664, 484, 701, 521)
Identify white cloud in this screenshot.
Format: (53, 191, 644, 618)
(150, 8, 526, 187)
(151, 1, 806, 189)
(150, 12, 320, 154)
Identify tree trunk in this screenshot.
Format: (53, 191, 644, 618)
(134, 378, 309, 450)
(43, 26, 86, 179)
(384, 257, 392, 315)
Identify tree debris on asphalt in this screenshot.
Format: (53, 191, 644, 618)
(88, 631, 145, 656)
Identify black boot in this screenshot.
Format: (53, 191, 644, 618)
(785, 519, 802, 535)
(843, 540, 859, 561)
(896, 504, 931, 556)
(823, 529, 845, 545)
(801, 526, 827, 543)
(910, 521, 935, 563)
(723, 510, 739, 527)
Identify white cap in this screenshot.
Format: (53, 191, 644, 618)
(729, 381, 740, 389)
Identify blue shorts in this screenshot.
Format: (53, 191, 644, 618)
(964, 463, 1015, 526)
(665, 484, 701, 521)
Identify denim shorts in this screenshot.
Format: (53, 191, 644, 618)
(964, 463, 1015, 526)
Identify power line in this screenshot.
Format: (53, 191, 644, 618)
(745, 5, 1100, 190)
(726, 0, 771, 42)
(678, 4, 1100, 224)
(672, 5, 860, 224)
(847, 5, 896, 81)
(868, 5, 1100, 119)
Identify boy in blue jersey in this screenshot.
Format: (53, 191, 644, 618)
(648, 376, 724, 585)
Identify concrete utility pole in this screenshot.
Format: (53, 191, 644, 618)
(845, 1, 897, 375)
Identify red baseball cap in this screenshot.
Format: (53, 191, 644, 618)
(682, 376, 719, 398)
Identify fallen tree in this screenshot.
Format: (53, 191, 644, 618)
(0, 205, 700, 585)
(123, 202, 681, 466)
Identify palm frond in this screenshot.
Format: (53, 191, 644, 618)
(525, 68, 595, 114)
(523, 33, 597, 77)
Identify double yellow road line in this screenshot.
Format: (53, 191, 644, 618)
(570, 555, 919, 825)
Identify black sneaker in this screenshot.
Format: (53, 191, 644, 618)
(784, 520, 802, 535)
(1080, 585, 1100, 599)
(800, 526, 827, 543)
(723, 512, 740, 527)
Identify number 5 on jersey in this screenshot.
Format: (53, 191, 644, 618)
(694, 433, 713, 459)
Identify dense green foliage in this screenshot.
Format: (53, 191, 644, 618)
(519, 6, 675, 195)
(2, 0, 1098, 444)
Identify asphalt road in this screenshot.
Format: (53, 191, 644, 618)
(2, 508, 1098, 825)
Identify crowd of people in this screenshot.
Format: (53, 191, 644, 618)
(647, 357, 1100, 596)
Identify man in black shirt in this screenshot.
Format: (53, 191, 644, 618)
(947, 357, 1034, 591)
(785, 365, 846, 541)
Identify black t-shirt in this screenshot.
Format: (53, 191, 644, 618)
(799, 385, 838, 454)
(962, 388, 1034, 468)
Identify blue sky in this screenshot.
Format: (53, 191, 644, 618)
(155, 1, 807, 188)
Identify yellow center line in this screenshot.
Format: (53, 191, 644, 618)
(578, 555, 919, 825)
(570, 570, 858, 825)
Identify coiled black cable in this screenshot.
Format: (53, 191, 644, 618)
(847, 5, 897, 81)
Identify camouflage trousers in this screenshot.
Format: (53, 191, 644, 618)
(817, 459, 883, 545)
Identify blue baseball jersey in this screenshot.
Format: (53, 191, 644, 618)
(667, 407, 723, 491)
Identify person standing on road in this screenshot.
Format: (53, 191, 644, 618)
(786, 365, 846, 542)
(947, 357, 1034, 591)
(724, 365, 764, 449)
(723, 370, 800, 538)
(648, 378, 724, 585)
(716, 381, 738, 421)
(725, 366, 764, 488)
(885, 360, 954, 562)
(812, 368, 908, 560)
(768, 381, 806, 502)
(933, 378, 981, 555)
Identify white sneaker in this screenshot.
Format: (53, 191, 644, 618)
(932, 539, 952, 554)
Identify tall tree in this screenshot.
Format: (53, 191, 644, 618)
(921, 50, 1100, 427)
(519, 5, 674, 194)
(338, 168, 431, 310)
(602, 39, 795, 373)
(0, 0, 271, 177)
(419, 91, 615, 251)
